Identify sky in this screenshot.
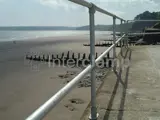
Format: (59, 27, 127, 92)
(0, 0, 159, 26)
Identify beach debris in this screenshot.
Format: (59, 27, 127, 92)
(60, 68, 107, 88)
(69, 98, 85, 104)
(58, 74, 69, 79)
(77, 70, 107, 88)
(59, 71, 77, 79)
(66, 71, 77, 75)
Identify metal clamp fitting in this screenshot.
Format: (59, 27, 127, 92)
(89, 3, 96, 14)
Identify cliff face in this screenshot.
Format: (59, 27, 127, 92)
(143, 21, 160, 44)
(131, 11, 160, 31)
(131, 21, 157, 31)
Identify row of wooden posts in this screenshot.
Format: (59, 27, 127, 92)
(26, 51, 113, 68)
(102, 38, 114, 41)
(83, 41, 125, 47)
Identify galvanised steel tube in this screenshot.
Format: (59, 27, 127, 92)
(68, 0, 92, 8)
(95, 6, 123, 21)
(95, 34, 126, 63)
(120, 20, 123, 48)
(89, 5, 97, 120)
(126, 20, 129, 48)
(128, 20, 160, 22)
(113, 17, 116, 70)
(26, 34, 126, 120)
(26, 65, 92, 120)
(129, 32, 160, 35)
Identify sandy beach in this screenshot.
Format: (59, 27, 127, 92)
(0, 34, 117, 120)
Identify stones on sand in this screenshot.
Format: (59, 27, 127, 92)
(60, 69, 107, 88)
(58, 71, 77, 83)
(69, 98, 85, 104)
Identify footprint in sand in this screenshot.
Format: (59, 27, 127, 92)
(64, 104, 76, 111)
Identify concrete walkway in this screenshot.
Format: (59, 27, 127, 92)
(82, 46, 160, 120)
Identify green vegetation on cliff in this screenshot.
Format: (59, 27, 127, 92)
(131, 11, 160, 31)
(135, 11, 160, 20)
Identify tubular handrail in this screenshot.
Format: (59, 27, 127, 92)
(128, 20, 160, 22)
(94, 6, 123, 21)
(96, 34, 126, 63)
(69, 0, 125, 21)
(26, 34, 126, 120)
(25, 1, 160, 119)
(69, 0, 92, 8)
(26, 0, 126, 120)
(128, 32, 160, 35)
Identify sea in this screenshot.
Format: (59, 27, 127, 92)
(0, 30, 113, 42)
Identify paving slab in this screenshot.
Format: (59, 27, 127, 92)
(81, 46, 160, 120)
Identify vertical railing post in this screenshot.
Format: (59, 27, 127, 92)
(89, 4, 98, 120)
(113, 16, 116, 70)
(126, 20, 129, 48)
(120, 20, 123, 48)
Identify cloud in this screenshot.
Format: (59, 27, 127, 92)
(38, 0, 158, 16)
(36, 0, 159, 25)
(87, 0, 158, 7)
(40, 0, 68, 8)
(150, 0, 160, 3)
(39, 0, 85, 11)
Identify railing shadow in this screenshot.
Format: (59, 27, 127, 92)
(117, 49, 132, 120)
(114, 47, 129, 87)
(103, 48, 132, 120)
(120, 47, 129, 59)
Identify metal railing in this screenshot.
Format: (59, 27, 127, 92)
(128, 20, 160, 22)
(69, 0, 124, 21)
(26, 0, 126, 120)
(129, 32, 160, 35)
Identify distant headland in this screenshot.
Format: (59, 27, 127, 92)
(0, 11, 159, 32)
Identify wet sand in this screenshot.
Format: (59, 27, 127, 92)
(0, 35, 116, 120)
